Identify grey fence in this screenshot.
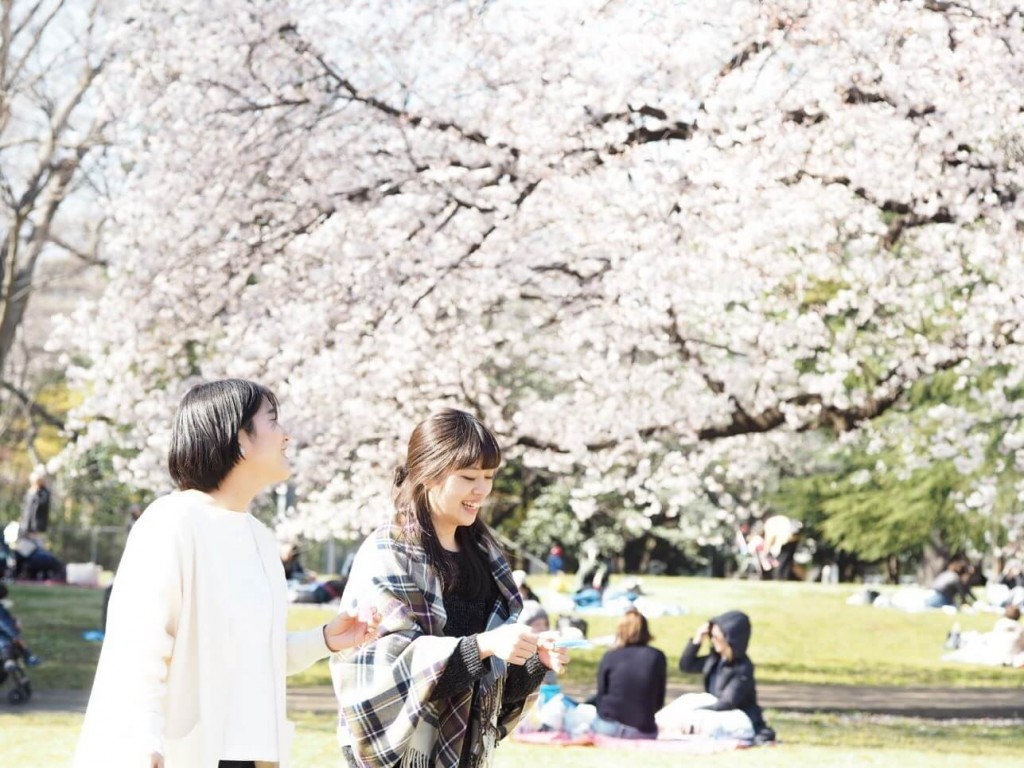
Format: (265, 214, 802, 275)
(43, 525, 360, 577)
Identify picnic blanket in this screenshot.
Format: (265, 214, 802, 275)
(512, 731, 595, 747)
(513, 694, 758, 754)
(511, 730, 750, 753)
(594, 734, 750, 752)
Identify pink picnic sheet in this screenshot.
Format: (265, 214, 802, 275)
(512, 731, 749, 753)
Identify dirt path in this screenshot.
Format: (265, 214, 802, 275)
(14, 683, 1022, 720)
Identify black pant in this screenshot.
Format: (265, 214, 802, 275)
(773, 542, 797, 581)
(219, 762, 256, 767)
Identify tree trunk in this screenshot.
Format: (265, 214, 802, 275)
(637, 534, 658, 574)
(886, 555, 900, 584)
(919, 531, 952, 585)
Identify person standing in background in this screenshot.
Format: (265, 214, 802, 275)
(20, 469, 51, 535)
(763, 515, 802, 581)
(547, 546, 564, 574)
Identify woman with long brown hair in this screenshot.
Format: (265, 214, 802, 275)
(592, 608, 666, 739)
(331, 408, 569, 767)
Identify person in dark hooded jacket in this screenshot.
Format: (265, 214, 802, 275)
(656, 610, 771, 741)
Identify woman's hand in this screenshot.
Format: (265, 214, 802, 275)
(150, 753, 164, 768)
(537, 631, 570, 674)
(323, 604, 381, 652)
(693, 622, 711, 645)
(476, 623, 538, 664)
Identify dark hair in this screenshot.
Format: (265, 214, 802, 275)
(615, 607, 653, 648)
(1005, 604, 1021, 622)
(168, 379, 278, 492)
(393, 408, 502, 597)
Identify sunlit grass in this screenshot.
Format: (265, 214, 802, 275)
(6, 576, 1020, 765)
(286, 575, 1020, 689)
(5, 583, 105, 690)
(2, 710, 1021, 767)
(9, 575, 1020, 694)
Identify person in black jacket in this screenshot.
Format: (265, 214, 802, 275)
(20, 471, 51, 535)
(659, 610, 771, 741)
(592, 608, 666, 739)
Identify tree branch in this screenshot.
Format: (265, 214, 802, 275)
(513, 354, 969, 458)
(48, 229, 106, 266)
(0, 379, 64, 429)
(407, 180, 540, 312)
(278, 24, 522, 160)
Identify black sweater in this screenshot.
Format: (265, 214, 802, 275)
(678, 610, 764, 729)
(430, 549, 547, 705)
(595, 644, 666, 734)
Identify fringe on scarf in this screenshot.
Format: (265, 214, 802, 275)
(402, 749, 432, 768)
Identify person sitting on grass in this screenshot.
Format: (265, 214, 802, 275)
(592, 608, 665, 740)
(519, 601, 560, 687)
(513, 569, 540, 602)
(12, 534, 66, 581)
(925, 559, 975, 610)
(942, 604, 1024, 668)
(658, 610, 773, 743)
(280, 541, 313, 583)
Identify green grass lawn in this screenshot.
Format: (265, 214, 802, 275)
(2, 710, 1022, 766)
(287, 575, 1022, 689)
(7, 575, 1022, 692)
(4, 583, 106, 690)
(5, 578, 1023, 765)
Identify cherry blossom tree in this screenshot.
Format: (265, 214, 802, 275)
(62, 0, 1024, 549)
(1, 0, 109, 453)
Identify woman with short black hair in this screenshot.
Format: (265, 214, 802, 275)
(74, 379, 377, 768)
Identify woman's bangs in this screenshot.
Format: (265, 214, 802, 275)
(256, 384, 279, 412)
(452, 420, 502, 471)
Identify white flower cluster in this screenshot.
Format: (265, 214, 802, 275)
(56, 0, 1024, 538)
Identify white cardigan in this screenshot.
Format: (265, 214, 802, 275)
(73, 491, 328, 768)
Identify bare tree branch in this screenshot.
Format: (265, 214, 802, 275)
(46, 228, 106, 265)
(1, 0, 108, 386)
(0, 378, 64, 429)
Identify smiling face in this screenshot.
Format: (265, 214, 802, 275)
(427, 463, 495, 550)
(237, 397, 291, 486)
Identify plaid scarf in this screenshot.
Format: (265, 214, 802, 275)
(332, 524, 532, 768)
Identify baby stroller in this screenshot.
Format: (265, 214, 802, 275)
(0, 585, 33, 704)
(0, 636, 32, 704)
